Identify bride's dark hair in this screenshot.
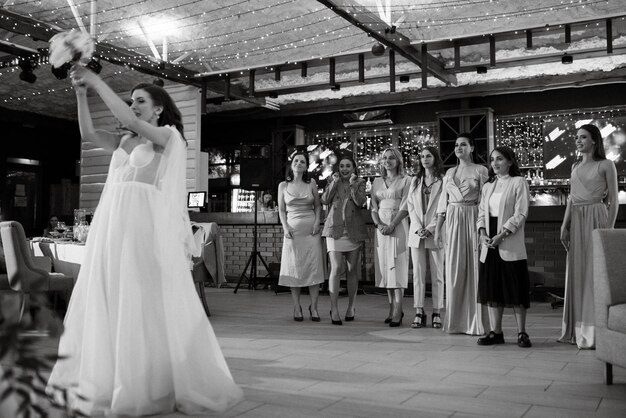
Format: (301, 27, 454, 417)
(131, 82, 185, 142)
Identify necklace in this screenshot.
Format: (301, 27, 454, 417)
(422, 177, 438, 195)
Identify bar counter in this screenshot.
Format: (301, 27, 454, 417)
(190, 205, 626, 289)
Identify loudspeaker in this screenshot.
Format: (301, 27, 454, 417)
(240, 144, 272, 190)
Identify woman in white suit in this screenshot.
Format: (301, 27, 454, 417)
(407, 147, 445, 329)
(476, 146, 532, 348)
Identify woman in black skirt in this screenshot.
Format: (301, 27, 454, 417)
(476, 146, 532, 348)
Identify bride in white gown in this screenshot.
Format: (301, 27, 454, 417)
(47, 65, 243, 416)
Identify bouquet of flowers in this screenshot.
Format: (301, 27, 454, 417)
(48, 29, 95, 75)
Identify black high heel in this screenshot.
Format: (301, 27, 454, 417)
(345, 308, 355, 322)
(309, 305, 320, 322)
(330, 310, 342, 325)
(294, 306, 303, 322)
(432, 313, 442, 329)
(389, 312, 404, 328)
(411, 310, 426, 329)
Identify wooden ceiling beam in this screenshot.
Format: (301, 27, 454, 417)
(239, 67, 626, 118)
(316, 0, 456, 86)
(244, 44, 626, 98)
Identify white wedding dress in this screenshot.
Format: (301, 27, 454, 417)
(47, 127, 243, 416)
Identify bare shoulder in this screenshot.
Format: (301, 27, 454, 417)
(278, 181, 287, 191)
(476, 164, 489, 175)
(599, 158, 617, 173)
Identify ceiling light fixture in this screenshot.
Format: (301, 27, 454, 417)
(399, 75, 410, 83)
(476, 66, 488, 74)
(330, 83, 341, 91)
(18, 57, 37, 83)
(51, 62, 71, 80)
(561, 53, 573, 64)
(371, 43, 385, 56)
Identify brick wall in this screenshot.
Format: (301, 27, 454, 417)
(217, 219, 626, 288)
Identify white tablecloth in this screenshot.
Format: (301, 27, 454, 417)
(30, 241, 85, 280)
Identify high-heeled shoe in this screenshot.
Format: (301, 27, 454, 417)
(330, 310, 342, 325)
(345, 308, 355, 322)
(432, 313, 442, 329)
(411, 310, 426, 329)
(389, 312, 404, 328)
(309, 305, 320, 322)
(294, 306, 303, 322)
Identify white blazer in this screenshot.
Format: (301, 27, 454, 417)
(477, 176, 530, 262)
(407, 176, 443, 249)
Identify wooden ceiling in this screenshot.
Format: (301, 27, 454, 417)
(0, 0, 625, 119)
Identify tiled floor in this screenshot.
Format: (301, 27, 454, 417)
(13, 288, 626, 417)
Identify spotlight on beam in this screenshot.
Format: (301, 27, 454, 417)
(399, 75, 410, 83)
(51, 62, 71, 80)
(330, 83, 341, 91)
(476, 66, 488, 74)
(268, 92, 278, 99)
(18, 57, 37, 83)
(87, 58, 102, 74)
(561, 53, 573, 64)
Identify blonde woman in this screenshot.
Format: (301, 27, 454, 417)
(370, 148, 411, 327)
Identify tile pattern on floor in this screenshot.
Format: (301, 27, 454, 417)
(5, 288, 626, 417)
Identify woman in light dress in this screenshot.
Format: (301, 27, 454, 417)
(435, 134, 489, 335)
(559, 124, 618, 349)
(278, 151, 326, 322)
(47, 66, 242, 415)
(477, 146, 532, 348)
(407, 147, 445, 329)
(321, 154, 367, 325)
(370, 148, 411, 327)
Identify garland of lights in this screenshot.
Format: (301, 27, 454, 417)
(308, 124, 437, 177)
(5, 0, 608, 67)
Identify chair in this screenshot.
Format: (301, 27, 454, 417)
(593, 229, 626, 385)
(0, 221, 74, 321)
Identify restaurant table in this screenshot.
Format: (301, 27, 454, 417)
(30, 240, 85, 280)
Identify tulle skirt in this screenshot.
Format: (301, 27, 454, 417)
(47, 182, 242, 415)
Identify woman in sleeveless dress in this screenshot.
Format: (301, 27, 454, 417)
(47, 65, 242, 415)
(436, 134, 489, 335)
(371, 148, 411, 327)
(559, 124, 618, 349)
(278, 151, 326, 321)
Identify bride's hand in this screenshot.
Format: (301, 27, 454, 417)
(70, 64, 99, 89)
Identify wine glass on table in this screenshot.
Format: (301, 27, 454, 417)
(55, 221, 67, 238)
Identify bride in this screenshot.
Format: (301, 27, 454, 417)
(47, 65, 243, 415)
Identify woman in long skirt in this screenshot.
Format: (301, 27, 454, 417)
(47, 65, 242, 415)
(436, 134, 489, 335)
(477, 146, 532, 348)
(370, 148, 411, 327)
(559, 124, 618, 349)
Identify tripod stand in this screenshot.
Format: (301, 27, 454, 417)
(234, 190, 271, 293)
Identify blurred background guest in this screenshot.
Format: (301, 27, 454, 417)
(321, 153, 367, 325)
(278, 151, 326, 322)
(436, 133, 489, 335)
(559, 124, 619, 349)
(371, 148, 411, 327)
(477, 147, 532, 348)
(257, 190, 277, 211)
(43, 215, 59, 237)
(407, 147, 444, 329)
